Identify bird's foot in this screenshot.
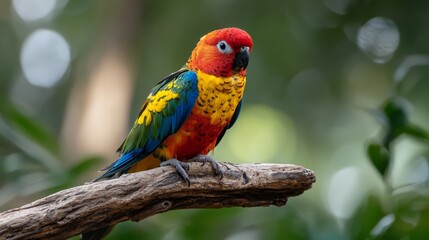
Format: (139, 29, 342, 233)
(188, 154, 223, 179)
(160, 159, 190, 185)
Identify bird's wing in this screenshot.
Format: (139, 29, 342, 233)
(95, 69, 198, 181)
(215, 99, 242, 146)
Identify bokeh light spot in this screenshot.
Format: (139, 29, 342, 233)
(370, 214, 395, 237)
(326, 166, 364, 220)
(13, 0, 57, 22)
(20, 29, 71, 88)
(357, 17, 400, 63)
(407, 157, 429, 184)
(399, 156, 429, 187)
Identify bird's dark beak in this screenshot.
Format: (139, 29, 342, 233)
(233, 46, 250, 71)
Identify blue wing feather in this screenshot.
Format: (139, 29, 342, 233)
(95, 69, 198, 181)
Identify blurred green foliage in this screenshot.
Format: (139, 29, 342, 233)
(1, 0, 429, 239)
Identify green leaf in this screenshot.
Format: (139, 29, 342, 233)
(352, 195, 386, 240)
(0, 117, 62, 173)
(0, 102, 58, 154)
(367, 142, 390, 176)
(402, 125, 429, 142)
(47, 156, 103, 192)
(68, 156, 103, 179)
(369, 214, 396, 239)
(382, 97, 411, 131)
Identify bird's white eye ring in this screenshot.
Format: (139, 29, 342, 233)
(216, 40, 233, 54)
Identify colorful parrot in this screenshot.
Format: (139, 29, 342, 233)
(95, 27, 252, 183)
(82, 27, 252, 239)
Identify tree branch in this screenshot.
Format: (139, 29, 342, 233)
(0, 163, 316, 240)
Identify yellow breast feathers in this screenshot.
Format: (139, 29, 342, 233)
(194, 70, 246, 125)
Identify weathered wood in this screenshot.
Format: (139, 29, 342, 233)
(0, 163, 316, 240)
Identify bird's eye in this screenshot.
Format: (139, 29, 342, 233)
(216, 40, 232, 54)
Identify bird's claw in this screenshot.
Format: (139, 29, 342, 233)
(188, 154, 224, 179)
(160, 155, 224, 185)
(160, 159, 190, 185)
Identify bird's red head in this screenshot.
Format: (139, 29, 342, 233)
(187, 27, 253, 77)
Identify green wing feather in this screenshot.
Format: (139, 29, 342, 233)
(95, 69, 198, 180)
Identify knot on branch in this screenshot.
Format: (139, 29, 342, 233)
(130, 201, 172, 222)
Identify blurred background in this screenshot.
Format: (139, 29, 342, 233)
(1, 0, 429, 239)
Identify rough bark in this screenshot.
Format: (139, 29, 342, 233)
(0, 163, 316, 240)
